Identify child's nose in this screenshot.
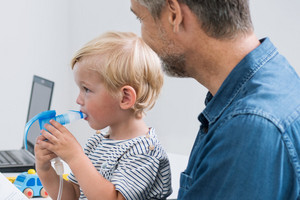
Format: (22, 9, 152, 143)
(76, 95, 83, 105)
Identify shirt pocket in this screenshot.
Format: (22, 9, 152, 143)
(178, 171, 193, 197)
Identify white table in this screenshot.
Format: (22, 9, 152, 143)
(3, 153, 188, 200)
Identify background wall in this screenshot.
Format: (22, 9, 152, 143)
(1, 0, 299, 157)
(0, 0, 72, 150)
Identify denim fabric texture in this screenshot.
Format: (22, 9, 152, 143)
(178, 38, 300, 200)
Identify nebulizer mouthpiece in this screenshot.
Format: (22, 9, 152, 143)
(38, 110, 86, 134)
(24, 110, 86, 200)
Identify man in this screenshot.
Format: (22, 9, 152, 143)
(130, 0, 300, 199)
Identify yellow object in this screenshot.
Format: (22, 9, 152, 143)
(6, 177, 16, 183)
(28, 169, 36, 174)
(63, 174, 69, 181)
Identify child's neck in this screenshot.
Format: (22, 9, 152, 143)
(107, 116, 149, 140)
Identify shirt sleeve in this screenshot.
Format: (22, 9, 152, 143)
(110, 154, 166, 200)
(67, 133, 101, 185)
(179, 114, 296, 199)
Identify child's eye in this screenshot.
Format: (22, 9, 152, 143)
(83, 86, 91, 93)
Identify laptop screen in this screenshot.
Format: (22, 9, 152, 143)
(25, 75, 54, 154)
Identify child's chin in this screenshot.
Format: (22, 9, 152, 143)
(89, 123, 99, 130)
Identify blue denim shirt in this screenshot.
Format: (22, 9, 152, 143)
(178, 38, 300, 200)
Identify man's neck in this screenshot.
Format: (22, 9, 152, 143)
(186, 33, 260, 95)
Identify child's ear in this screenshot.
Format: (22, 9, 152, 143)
(120, 85, 136, 110)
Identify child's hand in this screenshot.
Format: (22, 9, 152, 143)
(39, 120, 85, 165)
(35, 134, 57, 172)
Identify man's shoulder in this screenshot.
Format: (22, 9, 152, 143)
(228, 64, 300, 130)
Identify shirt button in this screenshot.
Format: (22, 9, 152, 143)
(149, 145, 155, 150)
(101, 162, 107, 169)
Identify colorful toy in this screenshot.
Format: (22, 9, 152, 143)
(13, 169, 48, 198)
(6, 176, 16, 183)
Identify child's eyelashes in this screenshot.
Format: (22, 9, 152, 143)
(83, 86, 91, 93)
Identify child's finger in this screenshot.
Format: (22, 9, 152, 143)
(38, 139, 55, 152)
(41, 129, 58, 143)
(49, 119, 68, 133)
(43, 122, 63, 138)
(43, 150, 57, 160)
(36, 134, 47, 141)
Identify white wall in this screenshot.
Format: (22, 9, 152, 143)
(0, 0, 73, 150)
(1, 0, 299, 158)
(251, 0, 300, 74)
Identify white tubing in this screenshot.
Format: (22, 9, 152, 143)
(57, 175, 63, 200)
(53, 158, 64, 200)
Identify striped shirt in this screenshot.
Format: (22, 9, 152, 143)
(68, 128, 172, 199)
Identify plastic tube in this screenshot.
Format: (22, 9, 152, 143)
(57, 175, 63, 200)
(23, 110, 56, 150)
(53, 157, 64, 200)
(24, 110, 86, 150)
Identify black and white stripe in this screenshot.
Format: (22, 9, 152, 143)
(68, 128, 172, 199)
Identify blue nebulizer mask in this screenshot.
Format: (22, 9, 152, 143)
(24, 110, 86, 200)
(24, 110, 86, 150)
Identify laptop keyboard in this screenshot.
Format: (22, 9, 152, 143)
(0, 152, 10, 165)
(0, 151, 31, 165)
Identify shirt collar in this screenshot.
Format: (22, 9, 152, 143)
(199, 37, 278, 124)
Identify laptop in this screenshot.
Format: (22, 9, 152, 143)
(0, 75, 54, 172)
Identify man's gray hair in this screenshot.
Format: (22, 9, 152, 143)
(135, 0, 253, 39)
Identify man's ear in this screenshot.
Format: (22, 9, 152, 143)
(167, 0, 183, 33)
(120, 85, 137, 110)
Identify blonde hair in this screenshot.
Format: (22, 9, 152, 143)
(71, 31, 164, 117)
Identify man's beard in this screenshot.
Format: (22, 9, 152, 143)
(160, 53, 188, 78)
(157, 25, 189, 78)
